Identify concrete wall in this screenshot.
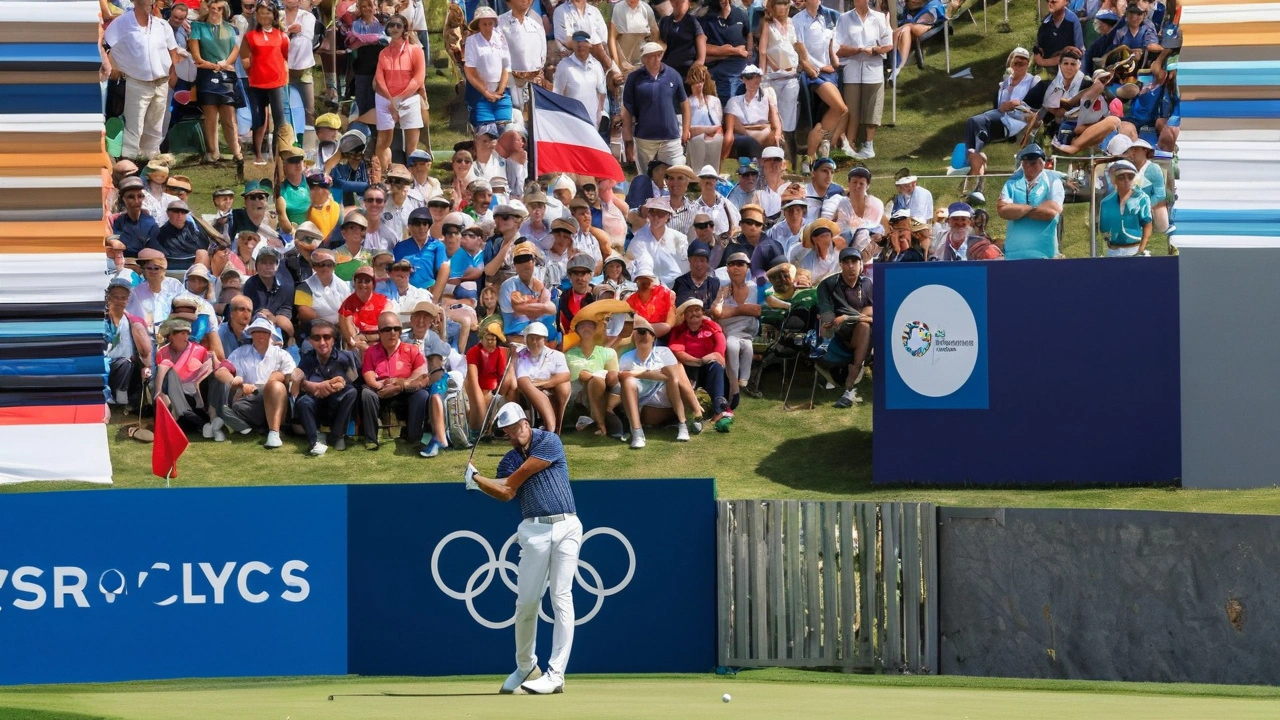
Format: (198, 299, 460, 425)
(1179, 247, 1280, 489)
(938, 507, 1280, 684)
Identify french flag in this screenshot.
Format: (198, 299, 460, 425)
(531, 84, 624, 182)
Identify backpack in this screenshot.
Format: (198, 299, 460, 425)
(444, 370, 471, 449)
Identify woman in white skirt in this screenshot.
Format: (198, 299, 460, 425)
(757, 0, 801, 167)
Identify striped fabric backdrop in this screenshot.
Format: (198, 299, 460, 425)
(1172, 0, 1280, 245)
(0, 1, 113, 483)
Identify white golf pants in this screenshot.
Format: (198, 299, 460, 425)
(514, 514, 583, 676)
(123, 75, 170, 160)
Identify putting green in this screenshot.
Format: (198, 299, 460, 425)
(3, 673, 1280, 720)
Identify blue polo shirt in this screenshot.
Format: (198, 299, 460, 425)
(701, 7, 749, 77)
(497, 428, 576, 519)
(243, 273, 296, 319)
(1034, 12, 1083, 61)
(622, 63, 689, 141)
(1099, 188, 1152, 246)
(393, 237, 449, 289)
(112, 212, 161, 257)
(1000, 170, 1066, 260)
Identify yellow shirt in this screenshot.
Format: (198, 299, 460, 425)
(308, 199, 343, 239)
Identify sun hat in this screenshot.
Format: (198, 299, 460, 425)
(161, 317, 193, 337)
(639, 41, 664, 56)
(909, 217, 930, 232)
(469, 5, 497, 30)
(697, 164, 720, 179)
(407, 300, 442, 317)
(551, 217, 579, 233)
(801, 219, 841, 248)
(663, 164, 699, 182)
(643, 197, 674, 214)
(633, 259, 658, 281)
(766, 262, 796, 284)
(484, 321, 506, 343)
(512, 241, 539, 260)
(166, 175, 193, 192)
(184, 263, 211, 281)
(338, 127, 368, 153)
(740, 204, 765, 222)
(675, 298, 704, 322)
(247, 317, 275, 334)
(342, 209, 369, 229)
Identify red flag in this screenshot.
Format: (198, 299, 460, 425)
(151, 400, 189, 479)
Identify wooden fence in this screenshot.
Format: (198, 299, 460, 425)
(717, 501, 938, 673)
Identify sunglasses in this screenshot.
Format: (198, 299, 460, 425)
(634, 328, 653, 335)
(409, 219, 431, 226)
(694, 222, 714, 230)
(144, 265, 165, 271)
(311, 333, 335, 341)
(729, 260, 748, 267)
(364, 197, 386, 204)
(379, 326, 402, 333)
(311, 261, 336, 268)
(245, 193, 269, 200)
(552, 229, 572, 235)
(741, 219, 763, 227)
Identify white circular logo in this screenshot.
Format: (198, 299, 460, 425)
(430, 527, 635, 629)
(890, 284, 980, 397)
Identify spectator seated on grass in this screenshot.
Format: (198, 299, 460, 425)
(710, 251, 762, 406)
(340, 264, 398, 359)
(565, 314, 623, 437)
(106, 277, 153, 408)
(290, 319, 359, 456)
(113, 177, 160, 258)
(626, 261, 677, 341)
(127, 248, 183, 330)
(360, 310, 435, 454)
(220, 317, 296, 449)
(616, 315, 706, 449)
(963, 48, 1036, 206)
(998, 143, 1065, 260)
(154, 317, 227, 441)
(465, 321, 515, 440)
(514, 322, 571, 434)
(1106, 135, 1171, 233)
(1107, 3, 1161, 66)
(1033, 0, 1084, 70)
(1098, 159, 1152, 257)
(670, 298, 732, 430)
(1118, 61, 1180, 152)
(400, 301, 453, 458)
(816, 248, 872, 409)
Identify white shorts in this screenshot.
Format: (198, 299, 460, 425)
(637, 381, 671, 409)
(1106, 244, 1140, 257)
(375, 94, 425, 131)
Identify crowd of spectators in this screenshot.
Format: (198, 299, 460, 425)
(99, 0, 1180, 456)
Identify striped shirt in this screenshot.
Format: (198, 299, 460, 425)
(497, 429, 576, 519)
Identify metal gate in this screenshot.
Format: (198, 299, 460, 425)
(717, 501, 938, 673)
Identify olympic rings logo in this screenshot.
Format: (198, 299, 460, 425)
(430, 527, 636, 630)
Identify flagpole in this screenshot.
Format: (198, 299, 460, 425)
(527, 84, 537, 185)
(166, 467, 172, 489)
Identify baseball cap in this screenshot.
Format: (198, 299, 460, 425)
(427, 195, 452, 207)
(947, 202, 973, 218)
(315, 113, 342, 130)
(475, 123, 501, 139)
(494, 402, 527, 429)
(212, 187, 235, 198)
(408, 207, 433, 224)
(782, 198, 808, 211)
(889, 208, 912, 222)
(762, 146, 786, 161)
(468, 179, 492, 194)
(639, 41, 664, 56)
(1095, 10, 1119, 22)
(184, 263, 212, 281)
(812, 157, 836, 171)
(726, 251, 751, 265)
(571, 29, 591, 41)
(310, 249, 336, 264)
(513, 241, 538, 260)
(688, 240, 711, 258)
(166, 199, 190, 213)
(569, 197, 591, 211)
(495, 200, 529, 219)
(342, 210, 369, 229)
(441, 211, 471, 230)
(909, 217, 930, 232)
(118, 176, 145, 192)
(352, 264, 376, 280)
(567, 253, 595, 272)
(1018, 143, 1047, 161)
(894, 167, 918, 185)
(306, 173, 332, 188)
(107, 276, 133, 291)
(848, 166, 872, 181)
(551, 217, 579, 233)
(137, 248, 166, 264)
(525, 321, 549, 338)
(1108, 159, 1138, 176)
(839, 246, 862, 262)
(257, 245, 282, 261)
(741, 64, 762, 77)
(407, 149, 433, 165)
(738, 161, 760, 175)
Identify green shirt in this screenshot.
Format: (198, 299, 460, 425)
(566, 344, 618, 388)
(190, 21, 238, 65)
(280, 179, 310, 226)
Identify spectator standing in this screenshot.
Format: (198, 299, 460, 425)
(374, 15, 427, 170)
(889, 0, 946, 83)
(282, 0, 318, 129)
(834, 0, 891, 160)
(997, 144, 1065, 260)
(658, 0, 706, 79)
(1034, 0, 1085, 69)
(499, 0, 547, 111)
(291, 319, 360, 455)
(621, 43, 691, 173)
(701, 0, 750, 104)
(1115, 137, 1171, 233)
(757, 0, 801, 165)
(104, 0, 179, 160)
(464, 7, 513, 127)
(347, 0, 386, 128)
(554, 31, 609, 130)
(816, 248, 871, 408)
(221, 317, 297, 449)
(189, 0, 244, 165)
(963, 48, 1035, 205)
(609, 0, 660, 77)
(240, 2, 291, 166)
(1098, 160, 1152, 257)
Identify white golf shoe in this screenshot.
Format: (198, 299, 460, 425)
(522, 670, 565, 694)
(500, 666, 541, 694)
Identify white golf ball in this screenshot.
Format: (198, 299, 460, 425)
(722, 693, 731, 703)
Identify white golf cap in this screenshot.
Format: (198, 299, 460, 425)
(525, 321, 549, 337)
(639, 41, 664, 56)
(762, 146, 786, 160)
(1108, 159, 1139, 176)
(551, 174, 576, 194)
(494, 402, 527, 429)
(741, 64, 763, 77)
(1106, 135, 1134, 156)
(697, 165, 720, 179)
(1130, 138, 1154, 152)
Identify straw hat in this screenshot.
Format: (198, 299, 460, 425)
(801, 219, 841, 248)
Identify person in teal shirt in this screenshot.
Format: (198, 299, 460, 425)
(997, 144, 1065, 260)
(1098, 160, 1152, 257)
(278, 151, 311, 228)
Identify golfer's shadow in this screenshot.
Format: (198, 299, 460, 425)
(328, 692, 504, 700)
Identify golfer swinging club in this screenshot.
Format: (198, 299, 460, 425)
(467, 402, 581, 695)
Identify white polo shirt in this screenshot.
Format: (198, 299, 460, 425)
(792, 9, 836, 69)
(499, 10, 547, 74)
(552, 1, 608, 50)
(301, 273, 350, 325)
(464, 31, 511, 91)
(835, 9, 892, 84)
(105, 10, 178, 82)
(516, 346, 569, 381)
(691, 194, 741, 238)
(725, 88, 775, 126)
(552, 53, 607, 125)
(285, 9, 317, 70)
(227, 342, 297, 384)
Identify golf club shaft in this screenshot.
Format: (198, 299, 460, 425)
(465, 343, 518, 469)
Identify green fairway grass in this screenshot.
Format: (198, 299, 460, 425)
(3, 671, 1280, 720)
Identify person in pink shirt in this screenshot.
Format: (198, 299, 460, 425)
(668, 298, 732, 429)
(374, 14, 427, 170)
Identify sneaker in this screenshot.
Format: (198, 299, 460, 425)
(834, 389, 861, 409)
(419, 438, 442, 458)
(500, 666, 542, 694)
(629, 429, 646, 449)
(676, 423, 690, 442)
(800, 157, 812, 175)
(522, 670, 564, 694)
(575, 416, 595, 432)
(689, 418, 703, 435)
(714, 411, 734, 433)
(333, 436, 347, 451)
(202, 422, 214, 439)
(365, 441, 380, 451)
(817, 138, 830, 159)
(839, 138, 857, 157)
(213, 428, 227, 442)
(858, 141, 875, 160)
(309, 442, 328, 457)
(264, 430, 283, 449)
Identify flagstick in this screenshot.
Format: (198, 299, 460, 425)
(527, 85, 537, 183)
(166, 467, 173, 489)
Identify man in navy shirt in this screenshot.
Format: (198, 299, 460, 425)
(701, 0, 750, 104)
(290, 319, 359, 455)
(112, 177, 160, 257)
(469, 402, 581, 696)
(242, 246, 297, 344)
(622, 42, 691, 177)
(1034, 0, 1084, 69)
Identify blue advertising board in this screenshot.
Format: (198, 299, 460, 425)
(0, 486, 349, 684)
(873, 258, 1182, 485)
(347, 478, 717, 676)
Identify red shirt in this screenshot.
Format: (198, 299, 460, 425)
(362, 340, 425, 381)
(244, 26, 289, 89)
(339, 292, 393, 334)
(669, 319, 727, 360)
(627, 285, 675, 325)
(466, 345, 509, 391)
